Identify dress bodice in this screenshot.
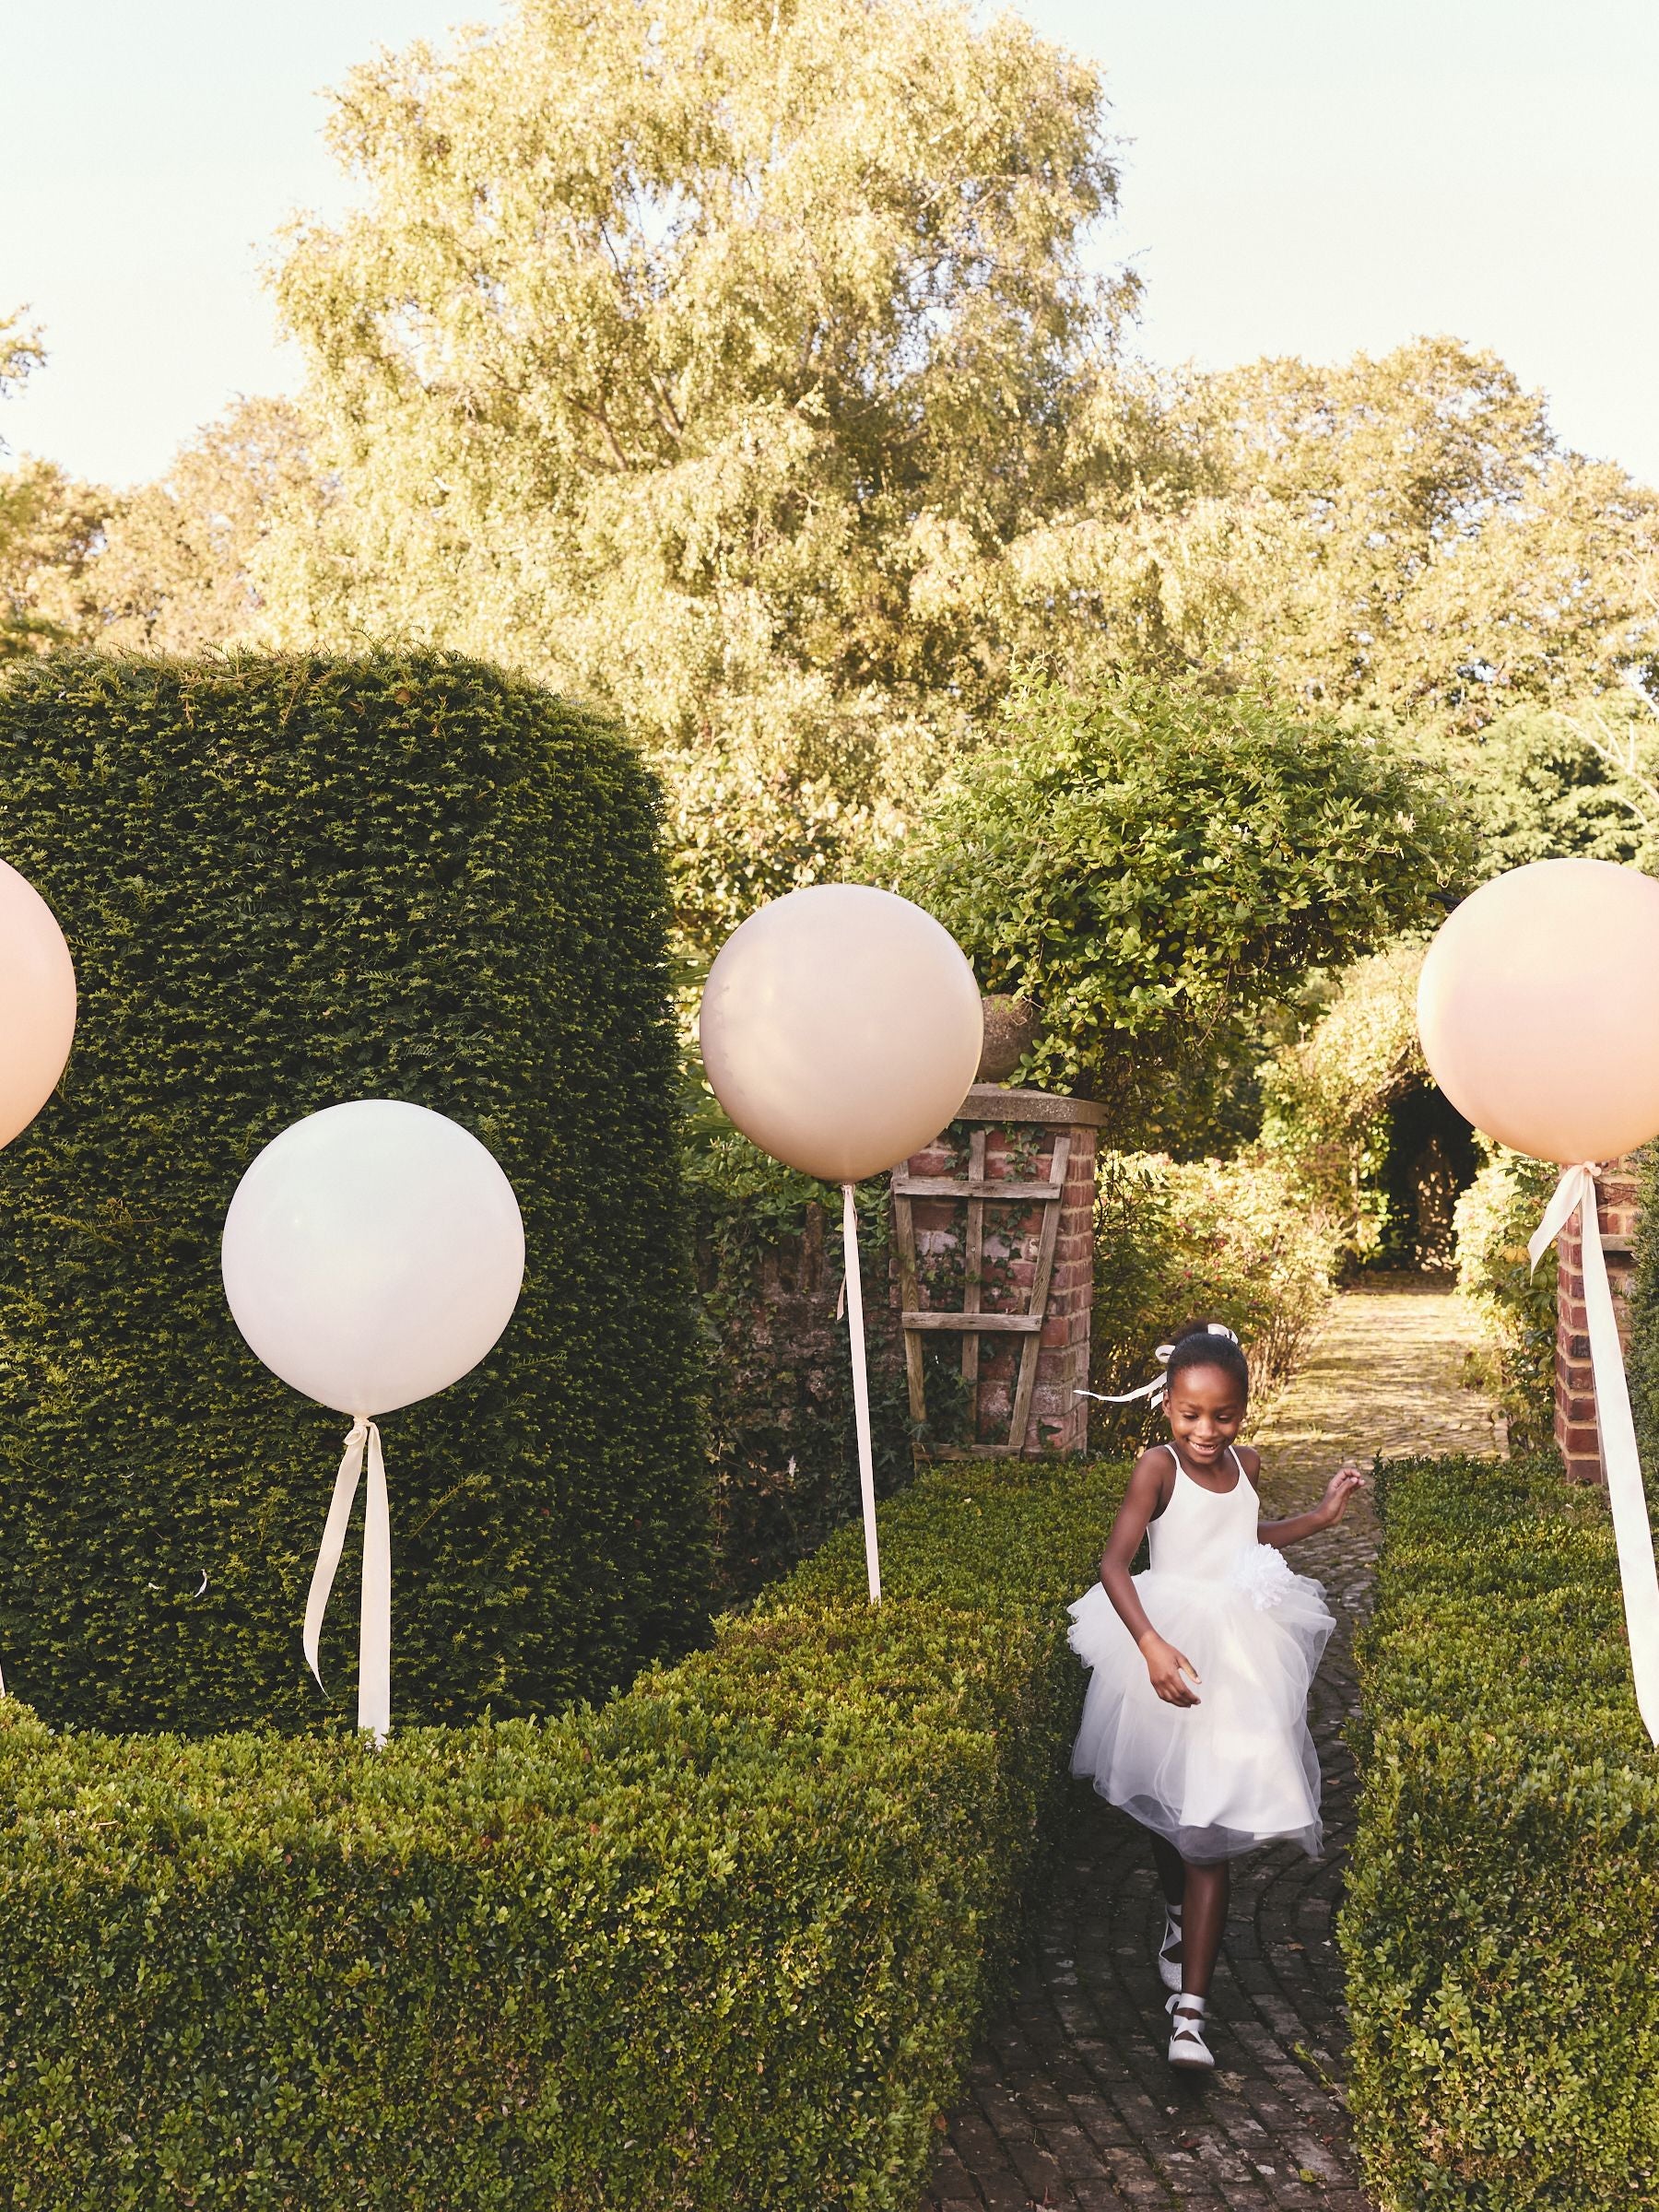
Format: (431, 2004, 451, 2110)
(1145, 1443, 1258, 1581)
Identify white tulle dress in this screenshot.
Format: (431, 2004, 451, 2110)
(1066, 1443, 1335, 1863)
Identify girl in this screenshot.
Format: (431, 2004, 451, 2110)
(1067, 1320, 1365, 2072)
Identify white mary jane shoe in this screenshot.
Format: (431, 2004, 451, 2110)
(1157, 1905, 1183, 1993)
(1166, 1992, 1216, 2070)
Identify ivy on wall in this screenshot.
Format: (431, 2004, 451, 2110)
(684, 1126, 918, 1599)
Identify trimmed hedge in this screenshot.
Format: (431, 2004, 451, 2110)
(0, 1455, 1123, 2208)
(1344, 1453, 1659, 2207)
(0, 652, 709, 1732)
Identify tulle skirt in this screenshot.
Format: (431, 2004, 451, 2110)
(1066, 1547, 1335, 1864)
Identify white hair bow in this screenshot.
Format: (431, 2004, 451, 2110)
(1074, 1322, 1240, 1408)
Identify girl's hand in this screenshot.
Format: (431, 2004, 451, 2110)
(1320, 1465, 1367, 1525)
(1139, 1633, 1202, 1707)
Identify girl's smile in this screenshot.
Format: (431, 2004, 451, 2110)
(1165, 1364, 1247, 1472)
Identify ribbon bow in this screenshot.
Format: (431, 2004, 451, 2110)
(303, 1418, 392, 1745)
(1075, 1323, 1241, 1408)
(1529, 1162, 1659, 1747)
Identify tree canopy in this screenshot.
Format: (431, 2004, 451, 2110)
(77, 397, 314, 656)
(251, 0, 1182, 952)
(1118, 339, 1659, 725)
(6, 6, 1659, 947)
(898, 677, 1467, 1112)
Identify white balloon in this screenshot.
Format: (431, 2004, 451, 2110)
(222, 1100, 525, 1418)
(700, 884, 984, 1183)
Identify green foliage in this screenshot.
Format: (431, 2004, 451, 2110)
(2, 394, 319, 668)
(0, 1455, 1126, 2208)
(0, 650, 709, 1733)
(0, 311, 112, 661)
(1263, 941, 1429, 1164)
(1088, 1148, 1340, 1454)
(1453, 1147, 1561, 1454)
(79, 397, 319, 656)
(0, 456, 111, 661)
(1457, 702, 1657, 877)
(1344, 1453, 1659, 2208)
(682, 1122, 917, 1600)
(1262, 937, 1479, 1267)
(1146, 339, 1659, 724)
(901, 677, 1468, 1106)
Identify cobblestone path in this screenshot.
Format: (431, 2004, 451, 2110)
(920, 1276, 1506, 2211)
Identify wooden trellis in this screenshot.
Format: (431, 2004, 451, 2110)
(891, 1120, 1072, 1458)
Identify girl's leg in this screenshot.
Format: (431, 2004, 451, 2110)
(1150, 1832, 1185, 1912)
(1178, 1857, 1231, 1997)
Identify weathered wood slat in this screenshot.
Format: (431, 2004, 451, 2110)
(901, 1310, 1041, 1334)
(890, 1176, 1063, 1202)
(890, 1190, 928, 1427)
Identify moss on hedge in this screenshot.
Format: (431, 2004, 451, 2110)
(0, 651, 709, 1732)
(1345, 1453, 1659, 2208)
(0, 1456, 1124, 2208)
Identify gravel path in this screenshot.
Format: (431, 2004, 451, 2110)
(919, 1277, 1506, 2211)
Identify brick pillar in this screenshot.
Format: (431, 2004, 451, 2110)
(1553, 1152, 1641, 1483)
(892, 1084, 1104, 1457)
(1035, 1113, 1100, 1454)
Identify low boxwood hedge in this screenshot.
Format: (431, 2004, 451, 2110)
(0, 1455, 1124, 2209)
(1344, 1453, 1659, 2208)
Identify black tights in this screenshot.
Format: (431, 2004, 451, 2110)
(1150, 1832, 1230, 1998)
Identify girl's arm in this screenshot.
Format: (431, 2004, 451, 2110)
(1258, 1463, 1366, 1547)
(1099, 1451, 1203, 1708)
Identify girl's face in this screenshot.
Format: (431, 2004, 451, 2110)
(1166, 1363, 1247, 1468)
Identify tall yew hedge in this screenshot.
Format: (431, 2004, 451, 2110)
(0, 652, 710, 1733)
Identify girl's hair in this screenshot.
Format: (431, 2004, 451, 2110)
(1163, 1319, 1250, 1401)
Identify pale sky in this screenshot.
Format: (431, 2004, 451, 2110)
(4, 0, 1657, 490)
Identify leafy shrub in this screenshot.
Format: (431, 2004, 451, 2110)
(1344, 1453, 1659, 2207)
(1460, 701, 1657, 877)
(1088, 1147, 1340, 1454)
(1261, 935, 1477, 1268)
(0, 651, 709, 1733)
(0, 1455, 1126, 2209)
(1453, 1146, 1561, 1453)
(900, 676, 1469, 1112)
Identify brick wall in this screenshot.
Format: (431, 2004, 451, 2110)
(1034, 1124, 1100, 1453)
(1554, 1153, 1641, 1483)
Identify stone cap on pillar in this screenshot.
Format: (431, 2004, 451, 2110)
(957, 1084, 1108, 1128)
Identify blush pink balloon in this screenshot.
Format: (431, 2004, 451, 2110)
(1417, 857, 1659, 1164)
(700, 885, 983, 1183)
(0, 858, 76, 1148)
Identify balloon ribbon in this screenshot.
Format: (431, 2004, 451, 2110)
(1076, 1342, 1177, 1410)
(1531, 1163, 1659, 1745)
(303, 1418, 392, 1744)
(841, 1182, 881, 1605)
